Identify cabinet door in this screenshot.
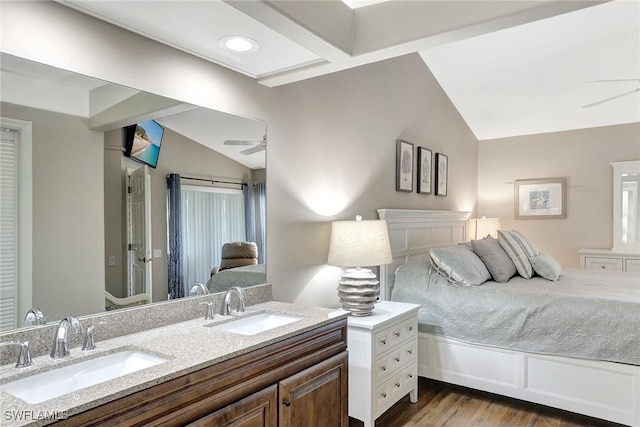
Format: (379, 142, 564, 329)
(279, 351, 348, 427)
(187, 385, 277, 427)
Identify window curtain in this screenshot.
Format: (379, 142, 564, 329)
(166, 174, 184, 299)
(181, 188, 245, 294)
(243, 182, 266, 264)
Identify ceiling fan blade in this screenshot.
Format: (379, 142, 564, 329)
(582, 88, 639, 108)
(588, 79, 640, 83)
(240, 145, 266, 155)
(224, 140, 260, 146)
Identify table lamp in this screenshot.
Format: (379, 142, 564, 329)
(327, 215, 393, 316)
(468, 217, 501, 240)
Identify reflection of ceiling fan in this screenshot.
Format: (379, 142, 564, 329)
(223, 135, 266, 155)
(582, 79, 640, 108)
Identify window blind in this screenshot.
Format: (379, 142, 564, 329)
(0, 129, 18, 331)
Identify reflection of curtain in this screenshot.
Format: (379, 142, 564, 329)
(181, 188, 245, 292)
(166, 174, 184, 299)
(244, 182, 266, 264)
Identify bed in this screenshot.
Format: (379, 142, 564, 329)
(205, 264, 266, 293)
(377, 209, 640, 426)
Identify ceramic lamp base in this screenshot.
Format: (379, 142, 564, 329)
(337, 267, 380, 316)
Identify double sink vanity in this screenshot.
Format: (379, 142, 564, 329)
(0, 285, 348, 426)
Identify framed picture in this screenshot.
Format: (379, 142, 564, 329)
(435, 153, 448, 196)
(417, 147, 432, 194)
(396, 139, 413, 192)
(514, 178, 566, 219)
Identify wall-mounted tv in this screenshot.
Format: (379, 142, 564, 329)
(124, 119, 164, 168)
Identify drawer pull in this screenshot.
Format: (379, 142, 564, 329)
(380, 339, 386, 345)
(394, 357, 400, 362)
(381, 366, 386, 371)
(282, 399, 291, 407)
(408, 374, 414, 379)
(381, 392, 387, 398)
(408, 326, 414, 331)
(394, 331, 401, 337)
(601, 266, 606, 269)
(395, 383, 401, 388)
(407, 349, 413, 355)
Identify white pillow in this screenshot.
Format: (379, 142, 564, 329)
(429, 246, 491, 287)
(498, 230, 538, 279)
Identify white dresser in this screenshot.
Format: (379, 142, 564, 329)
(579, 249, 640, 272)
(346, 300, 420, 427)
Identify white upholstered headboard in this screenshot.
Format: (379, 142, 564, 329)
(377, 209, 470, 300)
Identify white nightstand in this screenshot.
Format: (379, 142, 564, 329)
(345, 300, 420, 427)
(579, 248, 640, 272)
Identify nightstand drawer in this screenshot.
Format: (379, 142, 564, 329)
(625, 259, 640, 272)
(374, 340, 416, 384)
(584, 257, 623, 271)
(373, 363, 417, 417)
(374, 317, 417, 356)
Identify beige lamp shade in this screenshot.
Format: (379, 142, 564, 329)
(468, 217, 501, 240)
(328, 218, 393, 267)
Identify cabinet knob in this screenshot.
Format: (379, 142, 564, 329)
(395, 383, 401, 388)
(394, 356, 400, 362)
(381, 366, 386, 371)
(394, 331, 401, 337)
(380, 339, 386, 345)
(381, 392, 387, 398)
(407, 349, 413, 355)
(409, 326, 413, 331)
(408, 374, 414, 379)
(282, 399, 291, 407)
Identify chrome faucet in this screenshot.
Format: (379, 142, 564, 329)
(0, 341, 33, 368)
(24, 307, 47, 325)
(50, 316, 82, 358)
(220, 287, 245, 316)
(199, 302, 215, 320)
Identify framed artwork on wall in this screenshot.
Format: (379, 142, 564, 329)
(417, 147, 432, 194)
(396, 139, 414, 192)
(435, 153, 448, 196)
(514, 178, 566, 219)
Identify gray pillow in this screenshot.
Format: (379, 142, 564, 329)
(530, 253, 562, 281)
(498, 230, 538, 279)
(471, 236, 516, 283)
(429, 245, 491, 287)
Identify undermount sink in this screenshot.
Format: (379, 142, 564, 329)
(208, 312, 303, 336)
(1, 350, 167, 404)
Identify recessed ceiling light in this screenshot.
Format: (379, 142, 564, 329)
(219, 36, 259, 53)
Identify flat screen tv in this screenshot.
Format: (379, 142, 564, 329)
(124, 119, 164, 168)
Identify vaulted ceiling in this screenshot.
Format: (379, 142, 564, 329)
(57, 0, 640, 140)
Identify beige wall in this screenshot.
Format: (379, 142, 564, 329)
(478, 122, 640, 267)
(1, 102, 105, 320)
(2, 1, 478, 309)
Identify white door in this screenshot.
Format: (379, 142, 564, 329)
(128, 166, 152, 299)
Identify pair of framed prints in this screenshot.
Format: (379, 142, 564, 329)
(395, 139, 447, 196)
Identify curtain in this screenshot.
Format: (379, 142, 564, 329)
(166, 174, 184, 299)
(181, 188, 245, 294)
(243, 182, 266, 264)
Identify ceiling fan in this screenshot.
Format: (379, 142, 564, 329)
(223, 135, 266, 155)
(582, 79, 640, 108)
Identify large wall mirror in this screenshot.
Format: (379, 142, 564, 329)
(0, 53, 266, 332)
(612, 160, 640, 251)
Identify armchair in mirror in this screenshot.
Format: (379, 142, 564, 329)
(0, 53, 266, 332)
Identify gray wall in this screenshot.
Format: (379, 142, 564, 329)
(1, 102, 105, 320)
(478, 122, 640, 267)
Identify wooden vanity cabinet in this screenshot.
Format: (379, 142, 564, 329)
(59, 318, 347, 427)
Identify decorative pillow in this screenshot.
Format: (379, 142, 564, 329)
(498, 230, 538, 279)
(530, 253, 562, 281)
(428, 245, 491, 287)
(471, 236, 516, 283)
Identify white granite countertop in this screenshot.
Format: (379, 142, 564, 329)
(0, 301, 347, 427)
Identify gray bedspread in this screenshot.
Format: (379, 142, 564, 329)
(390, 262, 640, 366)
(206, 264, 266, 293)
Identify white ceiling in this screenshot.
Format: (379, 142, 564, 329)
(57, 0, 640, 140)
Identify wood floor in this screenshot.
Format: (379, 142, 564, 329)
(349, 378, 625, 427)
